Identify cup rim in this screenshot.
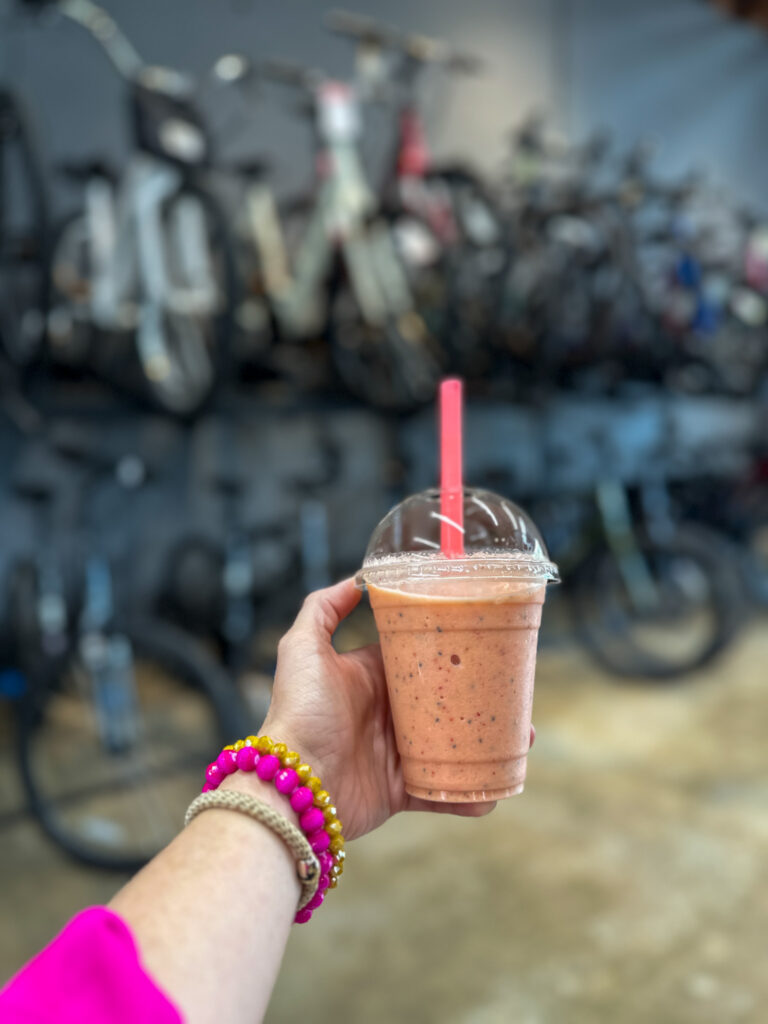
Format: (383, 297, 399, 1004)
(356, 551, 560, 589)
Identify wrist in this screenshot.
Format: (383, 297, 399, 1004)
(200, 733, 346, 921)
(257, 720, 336, 801)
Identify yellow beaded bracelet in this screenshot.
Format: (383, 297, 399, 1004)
(204, 735, 345, 920)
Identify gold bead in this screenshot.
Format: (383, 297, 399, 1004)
(323, 806, 337, 823)
(222, 744, 235, 751)
(307, 776, 322, 794)
(313, 789, 331, 807)
(326, 819, 343, 837)
(283, 751, 300, 768)
(329, 836, 345, 855)
(328, 877, 338, 889)
(272, 742, 288, 761)
(256, 736, 273, 754)
(331, 863, 342, 877)
(233, 740, 246, 751)
(335, 848, 346, 862)
(245, 735, 259, 747)
(296, 764, 312, 782)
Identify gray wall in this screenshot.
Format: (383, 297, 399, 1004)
(2, 0, 768, 208)
(567, 0, 768, 209)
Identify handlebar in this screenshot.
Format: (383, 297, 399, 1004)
(258, 58, 322, 92)
(326, 8, 399, 49)
(57, 0, 143, 79)
(326, 8, 483, 75)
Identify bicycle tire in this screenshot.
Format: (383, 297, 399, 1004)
(328, 212, 447, 411)
(570, 526, 744, 681)
(16, 617, 245, 872)
(135, 182, 238, 417)
(423, 162, 503, 250)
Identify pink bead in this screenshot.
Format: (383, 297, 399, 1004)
(310, 830, 330, 854)
(307, 890, 325, 911)
(318, 873, 330, 891)
(205, 763, 222, 787)
(274, 768, 299, 795)
(236, 747, 257, 772)
(290, 787, 314, 813)
(318, 852, 334, 875)
(299, 806, 325, 835)
(216, 749, 238, 775)
(255, 754, 280, 781)
(201, 782, 213, 793)
(294, 908, 313, 924)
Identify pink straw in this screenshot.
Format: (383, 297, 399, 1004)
(439, 378, 465, 557)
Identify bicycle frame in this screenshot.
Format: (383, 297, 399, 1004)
(82, 157, 216, 329)
(244, 78, 420, 337)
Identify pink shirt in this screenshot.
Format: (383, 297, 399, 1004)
(0, 907, 182, 1023)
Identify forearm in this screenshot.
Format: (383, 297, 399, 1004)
(110, 773, 299, 1024)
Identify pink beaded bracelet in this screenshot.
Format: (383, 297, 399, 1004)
(202, 735, 346, 925)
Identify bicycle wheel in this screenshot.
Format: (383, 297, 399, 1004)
(135, 184, 237, 417)
(0, 89, 49, 368)
(571, 526, 744, 681)
(17, 618, 244, 872)
(424, 163, 502, 249)
(329, 213, 447, 411)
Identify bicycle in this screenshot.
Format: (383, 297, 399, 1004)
(479, 421, 746, 680)
(158, 411, 339, 696)
(0, 86, 49, 372)
(326, 10, 501, 250)
(36, 0, 237, 417)
(1, 422, 243, 871)
(219, 53, 447, 411)
(326, 10, 508, 379)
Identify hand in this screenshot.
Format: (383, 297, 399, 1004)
(261, 578, 535, 841)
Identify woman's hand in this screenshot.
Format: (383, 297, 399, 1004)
(260, 578, 534, 841)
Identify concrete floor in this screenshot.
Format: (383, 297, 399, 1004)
(1, 623, 767, 1023)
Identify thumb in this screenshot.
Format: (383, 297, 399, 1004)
(291, 577, 362, 642)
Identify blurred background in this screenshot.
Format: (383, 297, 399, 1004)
(1, 0, 768, 1020)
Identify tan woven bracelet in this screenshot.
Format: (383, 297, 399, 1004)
(184, 790, 321, 911)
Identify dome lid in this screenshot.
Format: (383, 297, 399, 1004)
(357, 487, 559, 589)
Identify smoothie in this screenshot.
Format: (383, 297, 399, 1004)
(369, 578, 545, 802)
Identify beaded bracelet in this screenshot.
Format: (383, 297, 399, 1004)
(185, 790, 321, 911)
(202, 735, 346, 925)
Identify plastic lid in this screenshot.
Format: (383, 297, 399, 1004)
(357, 487, 559, 589)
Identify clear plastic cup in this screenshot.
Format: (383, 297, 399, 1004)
(357, 487, 559, 802)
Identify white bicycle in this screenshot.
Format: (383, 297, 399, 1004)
(47, 0, 236, 416)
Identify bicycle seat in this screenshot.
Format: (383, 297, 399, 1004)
(223, 156, 273, 180)
(55, 158, 118, 183)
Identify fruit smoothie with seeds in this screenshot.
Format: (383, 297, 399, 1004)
(359, 487, 558, 803)
(368, 578, 545, 802)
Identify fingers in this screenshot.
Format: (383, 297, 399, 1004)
(405, 797, 497, 818)
(291, 577, 362, 641)
(530, 724, 535, 750)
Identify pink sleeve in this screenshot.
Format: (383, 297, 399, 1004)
(0, 906, 183, 1024)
